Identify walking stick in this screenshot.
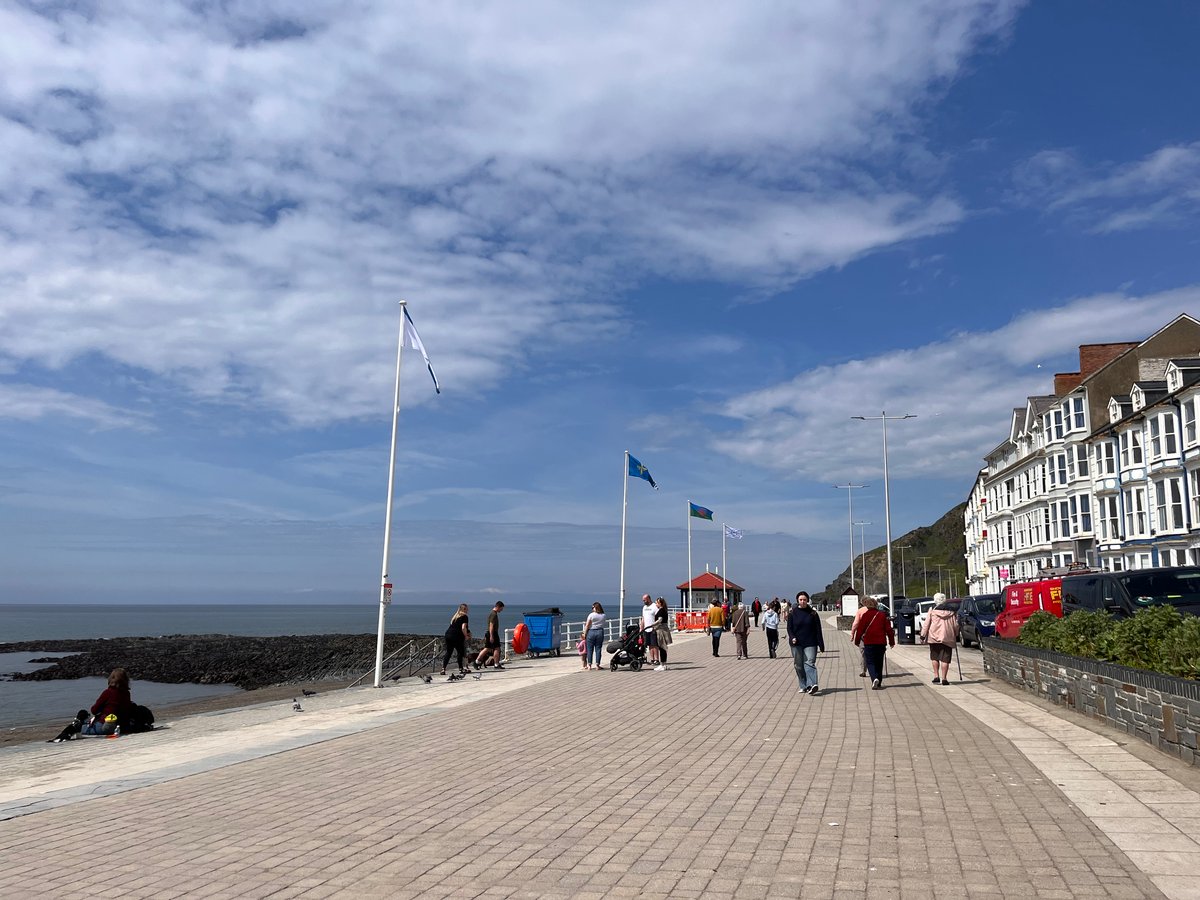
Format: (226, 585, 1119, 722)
(955, 640, 963, 683)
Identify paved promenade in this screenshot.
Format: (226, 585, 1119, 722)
(2, 620, 1199, 899)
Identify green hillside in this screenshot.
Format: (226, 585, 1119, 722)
(812, 501, 968, 605)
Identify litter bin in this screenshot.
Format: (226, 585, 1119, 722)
(894, 603, 917, 645)
(522, 608, 564, 657)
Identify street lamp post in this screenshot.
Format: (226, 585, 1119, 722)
(917, 556, 932, 597)
(852, 411, 917, 618)
(896, 544, 912, 597)
(834, 483, 867, 589)
(854, 520, 872, 595)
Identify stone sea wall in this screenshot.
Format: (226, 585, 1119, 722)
(982, 637, 1200, 767)
(0, 633, 468, 691)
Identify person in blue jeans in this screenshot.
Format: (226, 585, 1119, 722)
(786, 592, 825, 695)
(583, 602, 607, 670)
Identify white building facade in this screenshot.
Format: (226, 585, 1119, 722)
(965, 315, 1200, 595)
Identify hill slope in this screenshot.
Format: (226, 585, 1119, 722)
(812, 501, 968, 605)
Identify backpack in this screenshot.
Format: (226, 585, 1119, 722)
(124, 704, 156, 734)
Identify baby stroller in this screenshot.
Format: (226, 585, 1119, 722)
(607, 624, 647, 671)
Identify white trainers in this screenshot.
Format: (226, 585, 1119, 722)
(654, 664, 665, 671)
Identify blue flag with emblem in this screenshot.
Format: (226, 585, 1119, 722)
(628, 454, 658, 490)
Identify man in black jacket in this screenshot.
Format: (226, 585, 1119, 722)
(786, 591, 825, 695)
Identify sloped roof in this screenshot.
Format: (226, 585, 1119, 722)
(677, 572, 744, 591)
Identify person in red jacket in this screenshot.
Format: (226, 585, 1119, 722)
(82, 667, 136, 735)
(850, 597, 895, 690)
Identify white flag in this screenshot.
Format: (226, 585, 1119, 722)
(724, 525, 743, 540)
(403, 308, 441, 394)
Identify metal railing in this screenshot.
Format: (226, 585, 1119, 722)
(502, 608, 697, 660)
(347, 637, 442, 687)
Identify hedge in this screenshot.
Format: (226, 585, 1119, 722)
(1016, 607, 1200, 679)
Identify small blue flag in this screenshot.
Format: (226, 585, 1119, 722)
(628, 454, 658, 490)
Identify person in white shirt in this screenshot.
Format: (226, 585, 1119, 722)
(640, 594, 659, 666)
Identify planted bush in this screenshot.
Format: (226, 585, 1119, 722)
(1159, 616, 1200, 679)
(1100, 605, 1183, 671)
(1016, 606, 1198, 678)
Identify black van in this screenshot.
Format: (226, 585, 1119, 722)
(1060, 566, 1200, 619)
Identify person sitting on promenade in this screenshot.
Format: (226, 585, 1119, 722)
(583, 602, 607, 671)
(850, 597, 895, 690)
(761, 599, 781, 658)
(706, 598, 726, 657)
(786, 592, 824, 694)
(640, 594, 660, 667)
(920, 592, 960, 686)
(442, 604, 471, 675)
(653, 597, 671, 671)
(730, 598, 751, 659)
(51, 667, 137, 741)
(473, 600, 505, 670)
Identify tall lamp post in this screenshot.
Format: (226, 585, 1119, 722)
(834, 483, 867, 589)
(852, 411, 917, 617)
(896, 544, 912, 598)
(917, 556, 932, 596)
(854, 520, 872, 595)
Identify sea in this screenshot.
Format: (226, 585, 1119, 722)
(0, 602, 598, 730)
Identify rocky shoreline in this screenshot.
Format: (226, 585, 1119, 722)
(1, 633, 475, 691)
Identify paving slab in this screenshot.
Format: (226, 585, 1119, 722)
(0, 625, 1195, 898)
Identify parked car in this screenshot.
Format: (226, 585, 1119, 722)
(996, 566, 1200, 639)
(958, 593, 1002, 647)
(911, 598, 936, 636)
(1061, 567, 1200, 618)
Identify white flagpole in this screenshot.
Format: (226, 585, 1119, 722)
(619, 450, 629, 634)
(687, 502, 693, 612)
(722, 524, 728, 604)
(373, 301, 407, 688)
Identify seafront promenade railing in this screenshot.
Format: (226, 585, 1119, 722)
(501, 607, 700, 661)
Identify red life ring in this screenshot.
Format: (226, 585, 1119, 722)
(511, 622, 530, 655)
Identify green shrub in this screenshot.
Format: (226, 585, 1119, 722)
(1100, 605, 1184, 669)
(1054, 610, 1115, 658)
(1018, 611, 1062, 649)
(1014, 606, 1198, 678)
(1159, 617, 1200, 679)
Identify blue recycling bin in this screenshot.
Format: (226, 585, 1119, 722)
(523, 608, 564, 657)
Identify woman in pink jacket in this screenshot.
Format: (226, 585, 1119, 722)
(920, 592, 961, 685)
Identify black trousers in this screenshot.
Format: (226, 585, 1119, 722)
(765, 627, 779, 657)
(442, 635, 466, 671)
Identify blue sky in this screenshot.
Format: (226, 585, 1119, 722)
(3, 1, 1200, 607)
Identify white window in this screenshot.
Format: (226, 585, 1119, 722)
(1154, 478, 1185, 532)
(1191, 469, 1200, 524)
(1127, 430, 1143, 466)
(1124, 486, 1147, 537)
(1006, 520, 1013, 551)
(1056, 500, 1071, 539)
(1148, 413, 1177, 460)
(1184, 398, 1198, 446)
(1100, 496, 1120, 541)
(1094, 441, 1116, 476)
(1074, 445, 1089, 479)
(1070, 494, 1092, 534)
(1068, 396, 1086, 432)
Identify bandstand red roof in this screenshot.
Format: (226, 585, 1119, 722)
(676, 573, 744, 591)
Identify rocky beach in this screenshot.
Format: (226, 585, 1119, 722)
(0, 632, 479, 746)
(1, 632, 475, 690)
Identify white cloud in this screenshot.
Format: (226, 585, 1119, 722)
(1016, 142, 1200, 233)
(0, 1, 1020, 426)
(0, 384, 145, 428)
(713, 288, 1200, 481)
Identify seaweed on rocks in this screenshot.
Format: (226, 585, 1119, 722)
(0, 633, 469, 691)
